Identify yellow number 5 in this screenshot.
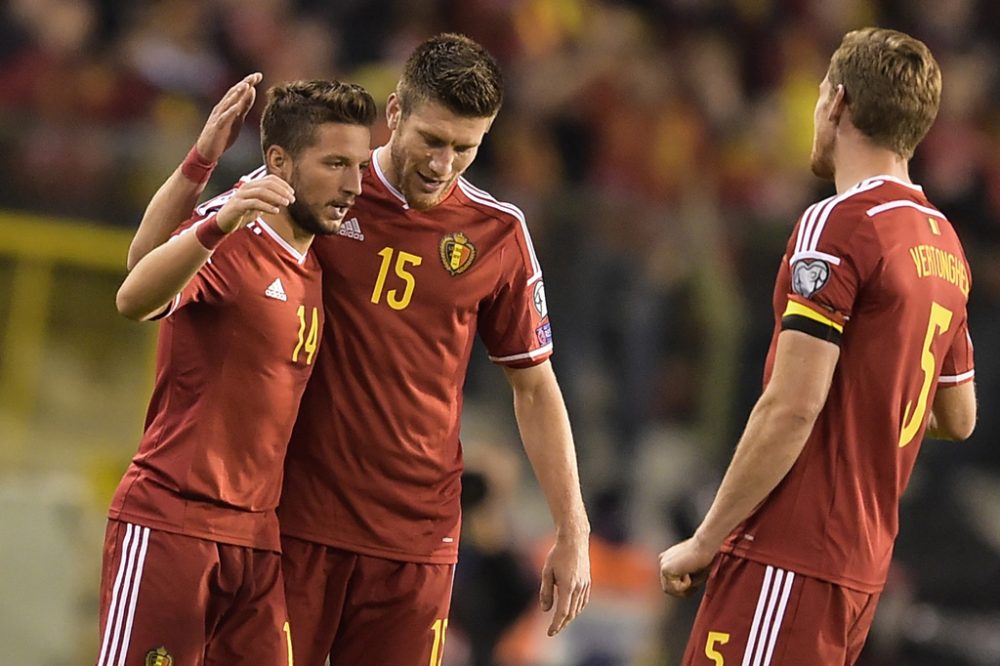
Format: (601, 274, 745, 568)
(899, 301, 953, 447)
(705, 631, 730, 665)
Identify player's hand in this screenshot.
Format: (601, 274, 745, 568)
(195, 73, 263, 163)
(216, 175, 295, 233)
(539, 533, 591, 636)
(658, 535, 715, 598)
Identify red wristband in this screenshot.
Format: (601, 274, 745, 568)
(180, 145, 217, 184)
(194, 216, 229, 250)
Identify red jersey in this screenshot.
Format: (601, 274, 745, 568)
(723, 176, 975, 592)
(110, 179, 324, 552)
(278, 147, 552, 563)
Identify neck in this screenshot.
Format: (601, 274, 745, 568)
(260, 211, 314, 254)
(832, 132, 911, 194)
(375, 144, 401, 190)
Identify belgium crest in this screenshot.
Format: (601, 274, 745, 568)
(439, 232, 477, 275)
(145, 646, 173, 666)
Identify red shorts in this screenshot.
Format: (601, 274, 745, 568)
(96, 520, 291, 666)
(281, 536, 455, 666)
(682, 553, 879, 666)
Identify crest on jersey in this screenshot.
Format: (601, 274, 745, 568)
(439, 232, 476, 275)
(533, 282, 548, 318)
(145, 646, 173, 666)
(791, 259, 830, 298)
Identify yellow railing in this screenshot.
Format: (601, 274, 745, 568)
(0, 212, 154, 465)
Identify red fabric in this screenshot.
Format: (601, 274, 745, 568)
(281, 536, 454, 666)
(96, 520, 291, 666)
(723, 177, 975, 592)
(683, 553, 878, 665)
(279, 153, 550, 564)
(109, 202, 322, 551)
(181, 145, 218, 185)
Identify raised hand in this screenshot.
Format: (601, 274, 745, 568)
(216, 175, 295, 233)
(195, 72, 263, 163)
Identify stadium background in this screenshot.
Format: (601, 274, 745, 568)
(0, 0, 998, 663)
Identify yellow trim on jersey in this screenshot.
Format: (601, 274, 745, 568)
(782, 300, 843, 333)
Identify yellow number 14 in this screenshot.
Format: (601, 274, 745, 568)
(293, 306, 319, 365)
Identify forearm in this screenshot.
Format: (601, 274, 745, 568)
(695, 393, 816, 549)
(513, 375, 590, 538)
(127, 168, 208, 270)
(117, 226, 214, 320)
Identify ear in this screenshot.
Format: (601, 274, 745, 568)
(828, 84, 847, 125)
(386, 93, 402, 131)
(266, 145, 291, 178)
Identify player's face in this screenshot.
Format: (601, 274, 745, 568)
(810, 75, 836, 180)
(287, 123, 371, 235)
(385, 95, 495, 211)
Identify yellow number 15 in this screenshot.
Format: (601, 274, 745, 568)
(899, 301, 953, 447)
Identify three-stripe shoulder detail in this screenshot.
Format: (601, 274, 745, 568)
(457, 178, 541, 284)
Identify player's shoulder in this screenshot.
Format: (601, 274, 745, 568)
(453, 177, 528, 231)
(793, 176, 932, 255)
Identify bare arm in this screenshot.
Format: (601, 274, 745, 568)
(127, 73, 262, 270)
(927, 381, 977, 440)
(659, 330, 840, 596)
(117, 175, 294, 320)
(504, 360, 591, 636)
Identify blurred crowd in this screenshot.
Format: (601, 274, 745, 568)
(2, 0, 999, 664)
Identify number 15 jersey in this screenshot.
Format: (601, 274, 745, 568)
(278, 147, 552, 564)
(723, 176, 975, 593)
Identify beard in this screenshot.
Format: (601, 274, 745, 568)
(810, 133, 836, 181)
(287, 197, 339, 236)
(390, 140, 450, 211)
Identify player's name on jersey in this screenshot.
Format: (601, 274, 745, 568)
(908, 243, 969, 296)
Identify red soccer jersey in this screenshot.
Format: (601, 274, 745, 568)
(278, 147, 552, 563)
(723, 176, 975, 592)
(110, 184, 324, 552)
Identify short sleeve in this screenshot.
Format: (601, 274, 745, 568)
(478, 226, 552, 368)
(939, 318, 975, 386)
(156, 214, 233, 319)
(780, 199, 875, 345)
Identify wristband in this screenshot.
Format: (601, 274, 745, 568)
(194, 216, 229, 251)
(180, 145, 217, 184)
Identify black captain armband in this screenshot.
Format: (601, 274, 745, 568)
(782, 314, 842, 344)
(781, 300, 843, 344)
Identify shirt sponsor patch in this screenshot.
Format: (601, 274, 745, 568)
(791, 259, 830, 298)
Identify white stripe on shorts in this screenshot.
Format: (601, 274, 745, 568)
(98, 523, 151, 666)
(742, 565, 796, 666)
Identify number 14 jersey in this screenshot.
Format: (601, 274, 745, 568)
(723, 176, 975, 593)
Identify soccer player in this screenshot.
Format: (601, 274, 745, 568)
(658, 28, 976, 665)
(97, 79, 374, 665)
(127, 33, 592, 666)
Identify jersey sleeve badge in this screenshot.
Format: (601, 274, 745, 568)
(791, 258, 831, 298)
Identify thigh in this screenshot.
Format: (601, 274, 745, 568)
(206, 548, 291, 666)
(96, 521, 217, 666)
(328, 555, 455, 666)
(281, 536, 356, 666)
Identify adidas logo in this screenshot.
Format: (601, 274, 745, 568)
(337, 217, 364, 241)
(265, 278, 287, 301)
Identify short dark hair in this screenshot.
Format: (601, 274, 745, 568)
(397, 33, 503, 119)
(261, 80, 377, 157)
(827, 28, 941, 159)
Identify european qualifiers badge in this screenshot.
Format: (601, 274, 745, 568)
(145, 646, 173, 666)
(439, 232, 476, 275)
